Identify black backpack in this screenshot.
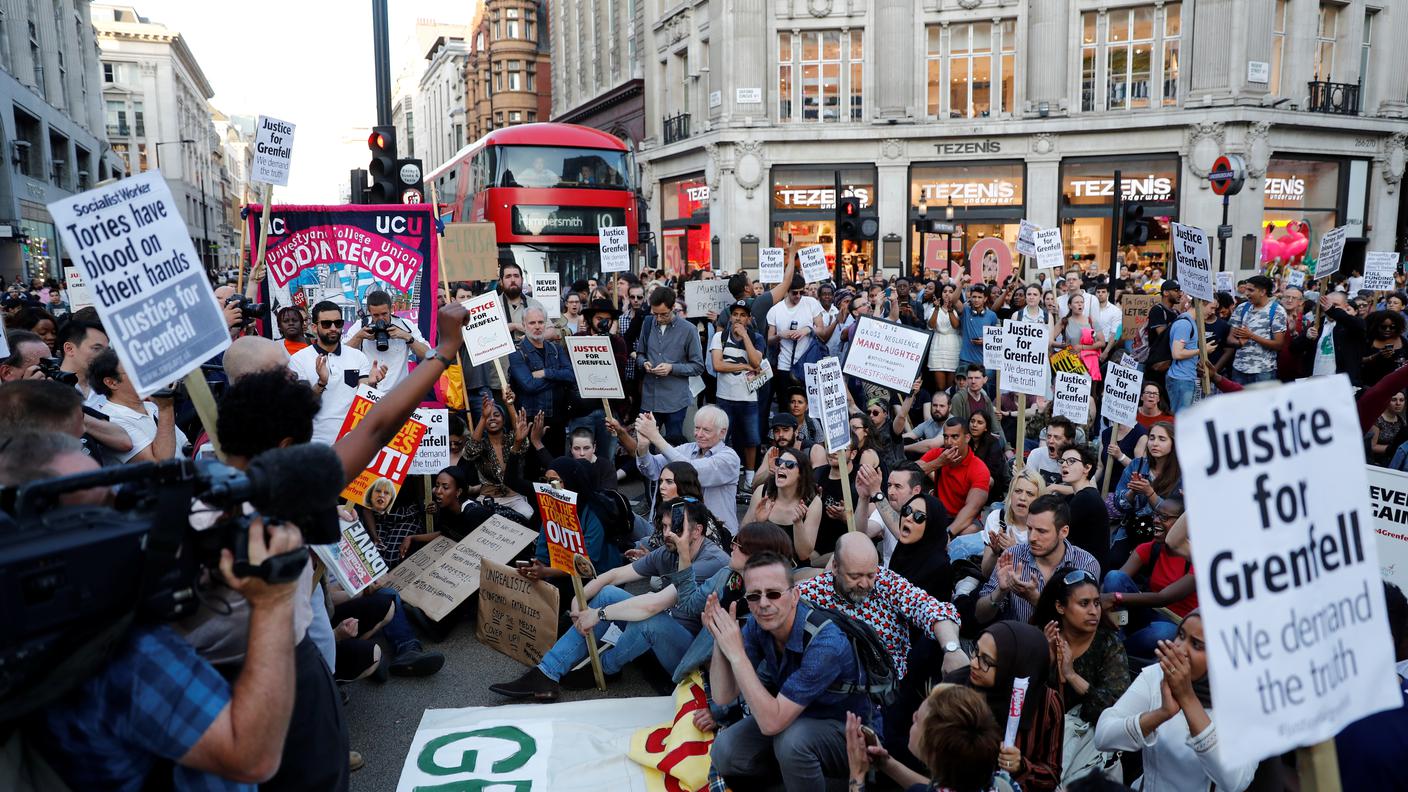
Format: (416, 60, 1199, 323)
(799, 605, 899, 707)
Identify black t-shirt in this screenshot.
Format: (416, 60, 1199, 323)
(814, 467, 856, 557)
(1066, 486, 1111, 558)
(1145, 302, 1179, 364)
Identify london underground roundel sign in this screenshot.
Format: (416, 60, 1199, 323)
(1208, 154, 1247, 196)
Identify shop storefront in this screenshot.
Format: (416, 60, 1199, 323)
(1260, 155, 1369, 271)
(770, 165, 877, 280)
(661, 174, 711, 275)
(907, 161, 1026, 277)
(1059, 155, 1181, 276)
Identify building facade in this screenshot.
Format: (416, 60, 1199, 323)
(0, 0, 121, 282)
(92, 4, 222, 272)
(636, 0, 1408, 280)
(416, 31, 471, 174)
(550, 0, 647, 149)
(465, 0, 553, 142)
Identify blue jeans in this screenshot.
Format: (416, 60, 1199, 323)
(1101, 570, 1179, 657)
(717, 398, 760, 449)
(364, 588, 418, 653)
(1230, 368, 1276, 385)
(536, 585, 695, 680)
(948, 531, 987, 562)
(567, 409, 618, 462)
(652, 408, 689, 445)
(1166, 376, 1197, 414)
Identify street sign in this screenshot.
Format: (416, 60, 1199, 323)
(1208, 153, 1247, 196)
(401, 188, 423, 204)
(1217, 224, 1233, 239)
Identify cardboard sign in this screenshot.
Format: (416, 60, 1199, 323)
(1176, 376, 1399, 762)
(999, 319, 1049, 398)
(390, 515, 541, 621)
(759, 247, 785, 283)
(798, 245, 830, 283)
(311, 511, 389, 597)
(1314, 225, 1348, 280)
(410, 407, 451, 475)
(335, 386, 429, 512)
(564, 335, 625, 400)
(1286, 269, 1306, 288)
(1101, 361, 1142, 428)
(1052, 371, 1091, 423)
(745, 359, 773, 394)
(528, 272, 560, 318)
(48, 170, 230, 396)
(476, 558, 560, 667)
(982, 325, 1004, 371)
(804, 362, 822, 421)
(599, 226, 630, 273)
(842, 315, 929, 393)
(1362, 251, 1399, 292)
(534, 483, 586, 573)
(1120, 293, 1156, 340)
(1033, 227, 1064, 270)
(1215, 271, 1233, 293)
(1016, 219, 1038, 258)
(817, 357, 851, 454)
(683, 279, 733, 318)
(441, 223, 500, 283)
(1171, 222, 1213, 301)
(1368, 465, 1408, 591)
(63, 264, 94, 311)
(252, 115, 296, 186)
(462, 291, 515, 366)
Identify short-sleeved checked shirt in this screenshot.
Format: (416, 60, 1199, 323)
(36, 625, 250, 792)
(978, 540, 1101, 624)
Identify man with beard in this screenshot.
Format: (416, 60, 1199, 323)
(289, 301, 385, 445)
(918, 417, 991, 561)
(569, 299, 629, 460)
(974, 494, 1099, 624)
(750, 412, 806, 488)
(478, 262, 547, 400)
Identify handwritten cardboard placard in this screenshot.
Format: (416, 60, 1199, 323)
(390, 516, 539, 621)
(441, 223, 500, 282)
(476, 558, 560, 667)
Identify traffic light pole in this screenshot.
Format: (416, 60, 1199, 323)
(1109, 169, 1121, 284)
(371, 0, 392, 126)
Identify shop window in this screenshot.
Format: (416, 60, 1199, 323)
(928, 21, 1015, 119)
(1079, 4, 1180, 113)
(776, 30, 863, 123)
(1314, 4, 1338, 81)
(1270, 0, 1287, 95)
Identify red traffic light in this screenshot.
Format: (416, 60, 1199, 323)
(369, 131, 387, 150)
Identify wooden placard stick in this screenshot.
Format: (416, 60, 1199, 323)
(1013, 394, 1028, 475)
(1194, 297, 1212, 398)
(571, 553, 607, 691)
(234, 188, 249, 293)
(183, 370, 223, 461)
(838, 448, 856, 531)
(1295, 740, 1341, 792)
(429, 182, 475, 413)
(251, 183, 274, 294)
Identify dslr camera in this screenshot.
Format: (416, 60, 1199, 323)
(37, 356, 77, 386)
(224, 294, 269, 330)
(364, 318, 392, 352)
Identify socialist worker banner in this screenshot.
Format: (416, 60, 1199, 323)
(251, 204, 438, 342)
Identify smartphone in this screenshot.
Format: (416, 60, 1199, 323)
(859, 725, 879, 748)
(515, 560, 531, 569)
(669, 503, 687, 534)
(1115, 610, 1129, 626)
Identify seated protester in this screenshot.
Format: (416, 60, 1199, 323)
(919, 417, 992, 561)
(854, 462, 929, 566)
(943, 621, 1064, 792)
(703, 552, 878, 792)
(782, 385, 825, 450)
(902, 391, 952, 455)
(808, 440, 864, 569)
(326, 567, 445, 679)
(464, 395, 535, 520)
(844, 412, 887, 473)
(1334, 582, 1408, 790)
(979, 470, 1046, 580)
(751, 412, 811, 490)
(1099, 418, 1148, 496)
(1059, 445, 1111, 560)
(1024, 415, 1077, 492)
(1111, 421, 1181, 567)
(967, 408, 1010, 504)
(90, 348, 186, 462)
(396, 466, 490, 559)
(890, 493, 954, 602)
(1095, 612, 1256, 792)
(976, 495, 1101, 626)
(862, 395, 908, 471)
(844, 684, 1020, 792)
(619, 405, 742, 537)
(1101, 498, 1196, 658)
(950, 364, 997, 424)
(490, 499, 730, 700)
(1032, 570, 1131, 785)
(517, 458, 625, 606)
(742, 446, 822, 566)
(530, 423, 617, 492)
(629, 461, 727, 557)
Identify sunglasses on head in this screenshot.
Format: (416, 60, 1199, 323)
(776, 458, 799, 470)
(1063, 568, 1098, 586)
(744, 589, 789, 603)
(318, 319, 345, 329)
(901, 504, 926, 522)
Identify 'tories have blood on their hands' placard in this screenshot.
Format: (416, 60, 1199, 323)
(47, 170, 230, 396)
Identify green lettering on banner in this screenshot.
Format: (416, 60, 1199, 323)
(416, 726, 538, 790)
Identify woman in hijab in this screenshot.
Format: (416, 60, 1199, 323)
(517, 456, 624, 608)
(889, 493, 952, 601)
(944, 620, 1064, 792)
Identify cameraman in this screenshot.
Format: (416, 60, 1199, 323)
(0, 329, 47, 381)
(344, 290, 429, 392)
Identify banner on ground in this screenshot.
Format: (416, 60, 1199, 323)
(842, 315, 929, 393)
(1016, 219, 1038, 258)
(1362, 251, 1399, 292)
(441, 222, 499, 282)
(999, 319, 1049, 398)
(534, 483, 586, 573)
(683, 279, 733, 318)
(1176, 375, 1400, 762)
(1033, 227, 1064, 270)
(599, 226, 631, 273)
(48, 170, 230, 396)
(982, 326, 1004, 372)
(798, 244, 830, 283)
(528, 271, 561, 318)
(759, 247, 785, 283)
(628, 672, 715, 792)
(1053, 371, 1091, 423)
(1314, 225, 1348, 280)
(1101, 361, 1142, 427)
(1368, 465, 1408, 591)
(252, 115, 296, 186)
(388, 515, 540, 621)
(817, 356, 850, 454)
(311, 510, 389, 596)
(334, 386, 429, 512)
(63, 264, 94, 312)
(1171, 222, 1213, 301)
(462, 290, 515, 366)
(254, 204, 438, 343)
(565, 335, 625, 399)
(476, 558, 560, 667)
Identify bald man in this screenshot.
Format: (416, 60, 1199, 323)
(224, 336, 289, 383)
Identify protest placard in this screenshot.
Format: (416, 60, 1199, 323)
(48, 170, 230, 396)
(1101, 361, 1142, 428)
(564, 335, 625, 400)
(1362, 251, 1399, 292)
(1049, 347, 1086, 376)
(798, 245, 830, 283)
(758, 247, 785, 283)
(745, 359, 773, 394)
(1016, 219, 1038, 258)
(462, 290, 515, 366)
(534, 483, 586, 573)
(804, 362, 821, 421)
(63, 264, 93, 312)
(982, 325, 1004, 371)
(1052, 371, 1091, 423)
(1287, 269, 1306, 288)
(1171, 222, 1212, 301)
(335, 386, 429, 512)
(599, 226, 630, 273)
(311, 511, 389, 597)
(842, 316, 929, 393)
(440, 223, 500, 282)
(1176, 376, 1399, 762)
(476, 558, 560, 667)
(1368, 465, 1408, 591)
(1314, 225, 1347, 280)
(528, 271, 560, 318)
(999, 319, 1049, 398)
(684, 279, 733, 318)
(252, 115, 296, 186)
(1216, 271, 1233, 293)
(409, 407, 450, 475)
(391, 515, 541, 621)
(1033, 227, 1064, 270)
(817, 357, 850, 454)
(1120, 293, 1156, 340)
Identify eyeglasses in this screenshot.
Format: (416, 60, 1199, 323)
(1154, 510, 1180, 523)
(900, 504, 927, 523)
(1059, 456, 1083, 466)
(1063, 569, 1098, 586)
(788, 290, 802, 296)
(776, 458, 799, 470)
(973, 652, 997, 672)
(744, 589, 789, 603)
(318, 319, 346, 329)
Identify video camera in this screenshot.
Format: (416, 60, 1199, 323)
(225, 294, 269, 330)
(36, 356, 77, 386)
(364, 318, 392, 352)
(0, 443, 344, 724)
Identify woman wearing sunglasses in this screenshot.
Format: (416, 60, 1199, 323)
(1032, 569, 1130, 784)
(1058, 445, 1109, 560)
(742, 447, 821, 567)
(889, 492, 953, 602)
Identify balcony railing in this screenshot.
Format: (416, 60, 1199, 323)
(1306, 80, 1360, 116)
(106, 123, 131, 137)
(662, 112, 690, 145)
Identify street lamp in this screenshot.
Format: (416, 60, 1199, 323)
(156, 138, 210, 271)
(914, 199, 929, 278)
(945, 198, 956, 277)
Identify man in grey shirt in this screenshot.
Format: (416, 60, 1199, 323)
(636, 285, 705, 441)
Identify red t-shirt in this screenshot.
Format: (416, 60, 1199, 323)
(922, 447, 991, 516)
(1134, 541, 1198, 617)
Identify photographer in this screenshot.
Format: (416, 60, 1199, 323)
(344, 290, 429, 392)
(89, 348, 186, 463)
(0, 329, 47, 381)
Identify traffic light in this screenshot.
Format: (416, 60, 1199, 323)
(837, 196, 861, 243)
(1120, 201, 1150, 246)
(367, 126, 397, 203)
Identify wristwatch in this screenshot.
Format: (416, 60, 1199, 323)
(943, 640, 960, 654)
(425, 349, 452, 368)
(597, 606, 610, 623)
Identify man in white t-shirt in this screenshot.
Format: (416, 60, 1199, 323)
(709, 300, 766, 478)
(289, 300, 382, 445)
(1056, 271, 1091, 319)
(344, 289, 429, 392)
(88, 348, 186, 462)
(765, 274, 826, 405)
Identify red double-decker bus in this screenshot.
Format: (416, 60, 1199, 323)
(427, 123, 638, 286)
